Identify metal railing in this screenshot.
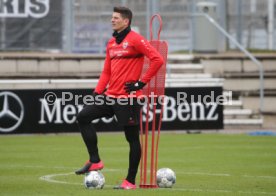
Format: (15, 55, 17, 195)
(191, 13, 264, 112)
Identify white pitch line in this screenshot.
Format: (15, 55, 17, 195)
(178, 171, 231, 177)
(39, 172, 276, 195)
(0, 164, 124, 171)
(39, 172, 81, 185)
(2, 164, 275, 180)
(168, 188, 276, 195)
(237, 191, 276, 195)
(39, 172, 114, 187)
(242, 175, 276, 179)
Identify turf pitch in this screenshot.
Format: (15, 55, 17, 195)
(0, 132, 276, 196)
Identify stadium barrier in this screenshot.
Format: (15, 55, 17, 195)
(0, 87, 223, 134)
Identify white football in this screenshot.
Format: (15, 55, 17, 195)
(156, 168, 176, 188)
(84, 171, 105, 189)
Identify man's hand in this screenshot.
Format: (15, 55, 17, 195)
(124, 81, 146, 93)
(92, 91, 100, 96)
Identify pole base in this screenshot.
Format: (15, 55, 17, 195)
(139, 184, 158, 189)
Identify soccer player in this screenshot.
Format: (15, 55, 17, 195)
(75, 6, 163, 189)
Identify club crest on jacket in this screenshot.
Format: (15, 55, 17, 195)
(122, 41, 129, 49)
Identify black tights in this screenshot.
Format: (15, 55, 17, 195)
(77, 122, 100, 163)
(124, 125, 141, 184)
(77, 115, 141, 184)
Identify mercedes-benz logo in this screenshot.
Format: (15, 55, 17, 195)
(0, 92, 24, 133)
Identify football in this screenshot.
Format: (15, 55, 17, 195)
(84, 171, 105, 189)
(156, 168, 176, 188)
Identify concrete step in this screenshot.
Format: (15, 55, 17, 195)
(165, 78, 224, 87)
(242, 96, 276, 114)
(0, 72, 100, 79)
(223, 100, 243, 108)
(224, 78, 276, 91)
(201, 58, 276, 75)
(167, 54, 197, 63)
(0, 79, 99, 89)
(168, 63, 203, 69)
(224, 118, 263, 126)
(166, 73, 212, 79)
(166, 78, 223, 82)
(0, 78, 223, 89)
(222, 71, 276, 79)
(224, 109, 253, 117)
(0, 58, 105, 78)
(223, 91, 236, 98)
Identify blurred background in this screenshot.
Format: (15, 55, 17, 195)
(0, 0, 276, 134)
(1, 1, 276, 194)
(0, 0, 275, 53)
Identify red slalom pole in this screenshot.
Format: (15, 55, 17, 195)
(139, 14, 168, 189)
(139, 109, 144, 185)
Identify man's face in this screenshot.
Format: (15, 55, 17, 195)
(111, 12, 129, 32)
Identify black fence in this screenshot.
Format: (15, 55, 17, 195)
(0, 0, 62, 50)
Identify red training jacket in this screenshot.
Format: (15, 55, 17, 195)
(94, 30, 164, 98)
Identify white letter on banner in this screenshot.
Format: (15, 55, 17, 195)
(162, 96, 176, 122)
(190, 102, 205, 121)
(63, 105, 76, 124)
(177, 102, 191, 121)
(28, 0, 49, 18)
(206, 103, 218, 121)
(39, 98, 63, 124)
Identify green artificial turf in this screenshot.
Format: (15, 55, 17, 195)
(0, 132, 276, 196)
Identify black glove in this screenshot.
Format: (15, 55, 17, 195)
(92, 91, 100, 97)
(92, 91, 98, 94)
(124, 81, 146, 93)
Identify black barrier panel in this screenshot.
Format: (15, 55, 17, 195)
(2, 0, 62, 50)
(0, 87, 223, 134)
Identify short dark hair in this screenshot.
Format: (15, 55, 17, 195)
(113, 6, 132, 26)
